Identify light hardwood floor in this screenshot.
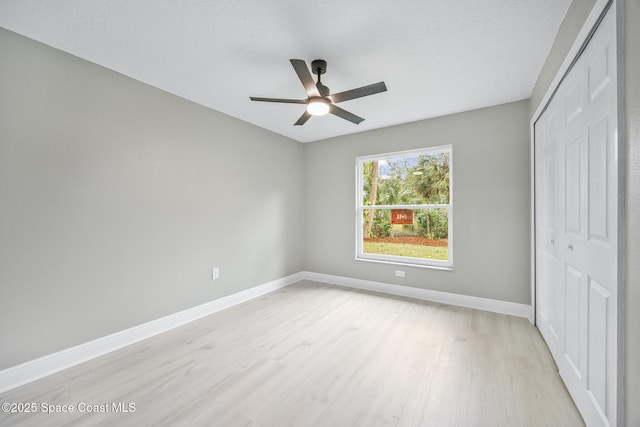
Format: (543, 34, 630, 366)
(0, 281, 584, 426)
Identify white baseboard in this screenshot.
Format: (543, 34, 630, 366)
(302, 271, 531, 319)
(0, 272, 305, 394)
(0, 270, 531, 394)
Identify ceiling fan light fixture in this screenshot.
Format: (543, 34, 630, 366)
(249, 59, 386, 125)
(306, 98, 330, 116)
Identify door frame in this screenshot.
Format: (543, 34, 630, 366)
(529, 0, 625, 423)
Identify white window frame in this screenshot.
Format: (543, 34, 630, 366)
(355, 145, 453, 270)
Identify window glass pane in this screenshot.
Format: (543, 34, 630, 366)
(362, 208, 449, 261)
(361, 152, 450, 206)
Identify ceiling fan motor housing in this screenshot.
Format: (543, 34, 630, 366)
(311, 59, 327, 75)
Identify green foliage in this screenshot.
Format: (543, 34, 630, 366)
(363, 152, 450, 207)
(377, 177, 422, 205)
(369, 210, 391, 237)
(362, 152, 450, 240)
(416, 209, 448, 240)
(411, 153, 450, 204)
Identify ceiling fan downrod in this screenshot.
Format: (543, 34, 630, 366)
(311, 59, 329, 97)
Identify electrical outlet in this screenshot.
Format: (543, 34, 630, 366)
(212, 268, 219, 280)
(395, 270, 405, 278)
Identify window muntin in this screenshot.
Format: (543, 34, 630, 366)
(356, 146, 452, 269)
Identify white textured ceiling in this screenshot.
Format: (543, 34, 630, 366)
(0, 0, 570, 143)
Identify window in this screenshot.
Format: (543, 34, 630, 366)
(356, 145, 453, 269)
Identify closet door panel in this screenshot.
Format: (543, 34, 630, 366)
(563, 264, 584, 377)
(534, 96, 561, 352)
(587, 118, 609, 240)
(581, 9, 617, 423)
(564, 138, 582, 235)
(587, 278, 609, 414)
(534, 7, 617, 426)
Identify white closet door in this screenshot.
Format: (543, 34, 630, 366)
(535, 95, 561, 357)
(535, 7, 618, 427)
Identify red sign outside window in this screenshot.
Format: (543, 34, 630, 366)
(391, 209, 414, 225)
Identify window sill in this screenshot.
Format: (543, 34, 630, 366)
(355, 256, 453, 271)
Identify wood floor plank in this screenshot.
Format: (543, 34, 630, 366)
(0, 281, 584, 426)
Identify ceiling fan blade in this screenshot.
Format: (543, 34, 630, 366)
(329, 82, 387, 104)
(329, 104, 364, 124)
(250, 97, 307, 104)
(290, 59, 320, 97)
(294, 111, 312, 126)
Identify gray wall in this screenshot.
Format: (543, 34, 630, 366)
(527, 1, 639, 425)
(0, 28, 304, 369)
(304, 100, 531, 304)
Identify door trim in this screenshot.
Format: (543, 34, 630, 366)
(530, 0, 623, 425)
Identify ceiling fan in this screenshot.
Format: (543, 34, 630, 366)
(250, 59, 387, 126)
